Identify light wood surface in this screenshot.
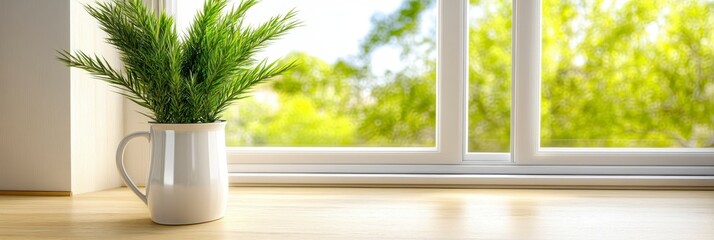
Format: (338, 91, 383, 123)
(1, 187, 712, 239)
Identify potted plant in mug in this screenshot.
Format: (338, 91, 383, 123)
(58, 0, 299, 225)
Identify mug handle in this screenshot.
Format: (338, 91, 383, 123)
(116, 131, 150, 205)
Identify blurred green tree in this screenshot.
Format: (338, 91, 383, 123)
(541, 0, 714, 148)
(224, 0, 713, 150)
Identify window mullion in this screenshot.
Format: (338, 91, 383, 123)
(438, 0, 466, 164)
(512, 0, 542, 164)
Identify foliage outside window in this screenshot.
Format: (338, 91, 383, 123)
(219, 0, 438, 147)
(541, 0, 713, 148)
(180, 0, 712, 151)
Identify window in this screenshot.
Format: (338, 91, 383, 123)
(513, 0, 713, 166)
(540, 0, 713, 149)
(169, 0, 713, 175)
(171, 0, 460, 164)
(466, 0, 512, 161)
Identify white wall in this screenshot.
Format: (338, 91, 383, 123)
(0, 0, 124, 194)
(0, 0, 72, 192)
(70, 0, 125, 195)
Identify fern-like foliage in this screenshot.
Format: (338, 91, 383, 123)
(58, 0, 299, 123)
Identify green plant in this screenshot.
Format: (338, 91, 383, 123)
(58, 0, 299, 123)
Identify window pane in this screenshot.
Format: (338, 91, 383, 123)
(541, 0, 714, 148)
(468, 0, 512, 152)
(177, 0, 437, 147)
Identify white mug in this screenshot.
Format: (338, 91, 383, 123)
(116, 122, 228, 225)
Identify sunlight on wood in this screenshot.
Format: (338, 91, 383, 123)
(0, 187, 712, 239)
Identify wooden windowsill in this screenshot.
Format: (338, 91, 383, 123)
(1, 187, 713, 239)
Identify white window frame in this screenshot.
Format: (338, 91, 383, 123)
(166, 0, 714, 179)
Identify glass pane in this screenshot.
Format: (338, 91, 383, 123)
(541, 0, 714, 148)
(177, 0, 437, 147)
(468, 0, 512, 152)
